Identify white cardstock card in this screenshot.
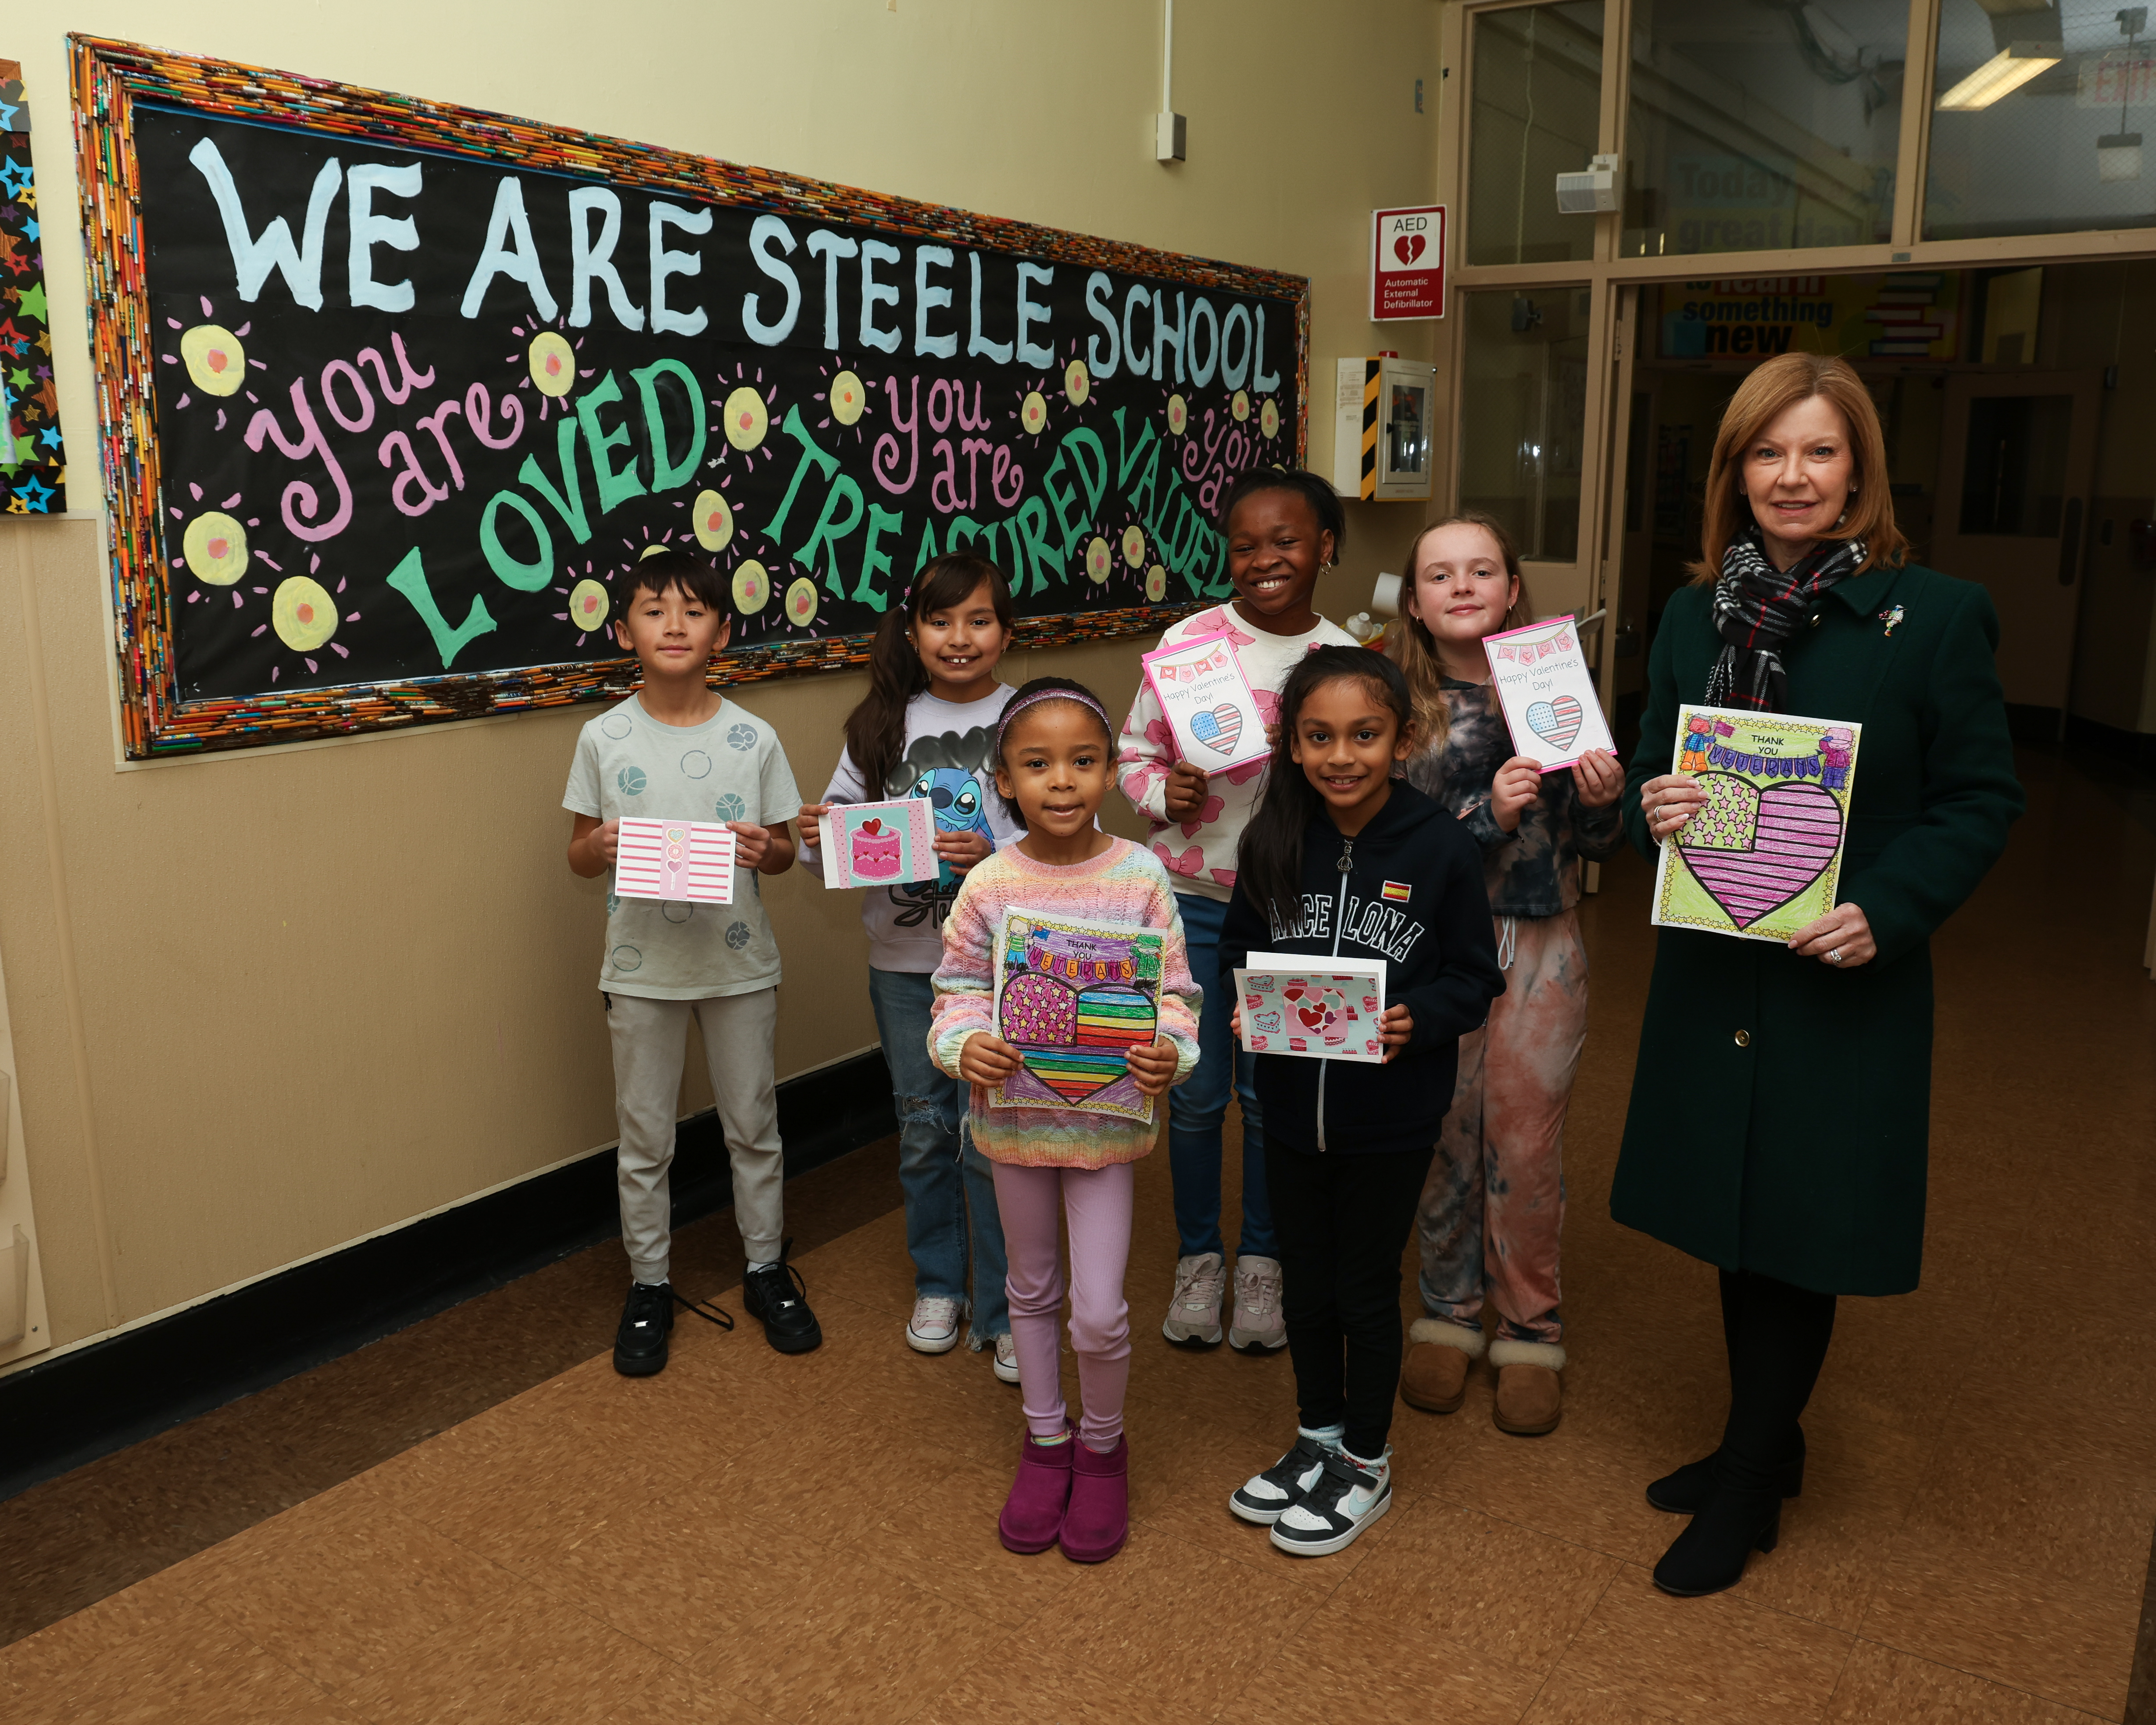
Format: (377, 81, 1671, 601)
(1142, 630, 1272, 771)
(615, 818, 737, 903)
(1234, 952, 1387, 1063)
(1481, 615, 1618, 773)
(817, 797, 941, 890)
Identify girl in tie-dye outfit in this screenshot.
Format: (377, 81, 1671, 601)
(1387, 513, 1624, 1438)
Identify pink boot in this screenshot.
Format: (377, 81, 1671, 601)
(1060, 1436, 1129, 1563)
(998, 1432, 1073, 1554)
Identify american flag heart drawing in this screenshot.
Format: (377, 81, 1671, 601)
(1525, 694, 1583, 751)
(1189, 704, 1244, 755)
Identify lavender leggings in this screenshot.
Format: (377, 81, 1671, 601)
(991, 1161, 1134, 1450)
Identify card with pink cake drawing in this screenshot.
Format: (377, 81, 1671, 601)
(1143, 631, 1273, 771)
(817, 797, 940, 890)
(1233, 952, 1387, 1063)
(615, 818, 736, 903)
(1651, 705, 1861, 945)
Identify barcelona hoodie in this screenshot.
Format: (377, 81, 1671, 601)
(1220, 781, 1505, 1157)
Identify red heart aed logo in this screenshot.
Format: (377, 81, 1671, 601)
(1394, 233, 1427, 266)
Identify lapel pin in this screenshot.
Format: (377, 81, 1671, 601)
(1879, 604, 1905, 637)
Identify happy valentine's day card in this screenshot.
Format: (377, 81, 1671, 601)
(1651, 706, 1862, 945)
(615, 819, 736, 903)
(1142, 631, 1272, 771)
(817, 797, 940, 890)
(1234, 953, 1387, 1063)
(1482, 616, 1617, 773)
(991, 908, 1164, 1124)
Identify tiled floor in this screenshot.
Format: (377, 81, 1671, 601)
(4, 744, 2153, 1723)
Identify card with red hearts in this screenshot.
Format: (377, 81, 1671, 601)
(816, 796, 941, 890)
(1142, 630, 1272, 772)
(1233, 952, 1387, 1063)
(1482, 614, 1617, 774)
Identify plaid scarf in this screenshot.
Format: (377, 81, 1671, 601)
(1702, 528, 1865, 712)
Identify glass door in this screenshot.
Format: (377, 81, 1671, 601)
(1930, 369, 2102, 716)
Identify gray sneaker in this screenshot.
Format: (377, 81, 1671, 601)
(1229, 1255, 1287, 1353)
(1162, 1252, 1226, 1347)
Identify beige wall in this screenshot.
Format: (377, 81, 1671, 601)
(0, 0, 1447, 1368)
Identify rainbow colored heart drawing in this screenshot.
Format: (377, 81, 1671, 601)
(1675, 775, 1844, 929)
(1526, 694, 1583, 752)
(1188, 704, 1244, 756)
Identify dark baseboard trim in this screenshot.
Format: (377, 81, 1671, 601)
(2063, 713, 2156, 774)
(0, 1048, 894, 1502)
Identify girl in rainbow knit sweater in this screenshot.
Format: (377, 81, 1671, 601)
(931, 677, 1200, 1564)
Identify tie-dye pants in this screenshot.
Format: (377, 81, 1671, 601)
(1414, 908, 1586, 1348)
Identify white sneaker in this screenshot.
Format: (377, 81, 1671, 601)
(992, 1333, 1020, 1383)
(906, 1295, 962, 1354)
(1270, 1445, 1392, 1557)
(1229, 1427, 1341, 1526)
(1162, 1252, 1226, 1347)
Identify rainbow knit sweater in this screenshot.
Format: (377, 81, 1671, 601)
(930, 837, 1201, 1169)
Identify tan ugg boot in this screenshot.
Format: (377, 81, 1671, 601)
(1489, 1338, 1566, 1435)
(1401, 1318, 1484, 1414)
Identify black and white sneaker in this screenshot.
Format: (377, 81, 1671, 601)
(613, 1280, 674, 1376)
(743, 1245, 822, 1354)
(1229, 1429, 1341, 1526)
(1269, 1446, 1392, 1557)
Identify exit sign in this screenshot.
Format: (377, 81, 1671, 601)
(1371, 205, 1445, 322)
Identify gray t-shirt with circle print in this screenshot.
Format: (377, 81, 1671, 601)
(563, 693, 802, 1000)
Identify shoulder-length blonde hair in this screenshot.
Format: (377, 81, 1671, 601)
(1690, 352, 1909, 583)
(1385, 509, 1535, 757)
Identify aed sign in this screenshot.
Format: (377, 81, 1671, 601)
(1370, 205, 1445, 322)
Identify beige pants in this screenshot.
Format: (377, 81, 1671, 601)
(606, 988, 784, 1283)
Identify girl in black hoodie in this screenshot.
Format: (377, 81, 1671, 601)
(1221, 647, 1504, 1557)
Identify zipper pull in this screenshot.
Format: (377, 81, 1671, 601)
(1337, 837, 1355, 873)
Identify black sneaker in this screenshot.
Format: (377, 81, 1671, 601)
(1269, 1446, 1392, 1557)
(1229, 1430, 1340, 1526)
(614, 1280, 674, 1376)
(743, 1246, 822, 1354)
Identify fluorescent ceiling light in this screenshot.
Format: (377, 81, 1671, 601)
(1935, 42, 2063, 110)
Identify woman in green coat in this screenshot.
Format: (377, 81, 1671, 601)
(1615, 352, 2022, 1598)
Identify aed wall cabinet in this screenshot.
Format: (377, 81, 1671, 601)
(1332, 357, 1437, 501)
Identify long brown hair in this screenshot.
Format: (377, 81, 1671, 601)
(841, 553, 1014, 798)
(1690, 352, 1909, 582)
(1384, 510, 1536, 757)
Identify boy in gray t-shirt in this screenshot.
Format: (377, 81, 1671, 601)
(564, 552, 821, 1370)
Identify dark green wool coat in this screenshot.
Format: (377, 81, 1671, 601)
(1612, 562, 2024, 1295)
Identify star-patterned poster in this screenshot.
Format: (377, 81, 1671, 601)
(0, 60, 63, 514)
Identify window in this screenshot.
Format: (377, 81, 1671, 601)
(1924, 0, 2156, 240)
(1623, 0, 1907, 258)
(1468, 3, 1608, 266)
(1457, 288, 1593, 559)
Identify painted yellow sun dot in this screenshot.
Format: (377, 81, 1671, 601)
(1232, 390, 1251, 422)
(784, 576, 819, 626)
(829, 370, 866, 426)
(271, 576, 337, 652)
(1064, 360, 1089, 406)
(528, 331, 577, 398)
(1085, 537, 1112, 584)
(1021, 391, 1049, 437)
(1122, 525, 1147, 567)
(568, 579, 610, 632)
(180, 325, 247, 397)
(1166, 394, 1188, 435)
(692, 488, 734, 552)
(725, 386, 770, 451)
(1261, 398, 1281, 439)
(181, 511, 249, 584)
(1146, 563, 1168, 602)
(733, 559, 771, 613)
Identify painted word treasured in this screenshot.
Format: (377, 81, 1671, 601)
(86, 41, 1308, 755)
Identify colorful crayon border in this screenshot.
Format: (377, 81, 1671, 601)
(69, 35, 1311, 757)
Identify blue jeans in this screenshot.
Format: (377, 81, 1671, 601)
(867, 966, 1009, 1343)
(1168, 891, 1274, 1260)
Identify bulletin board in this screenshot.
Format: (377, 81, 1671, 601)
(71, 37, 1309, 757)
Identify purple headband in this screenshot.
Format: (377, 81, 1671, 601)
(997, 687, 1112, 748)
